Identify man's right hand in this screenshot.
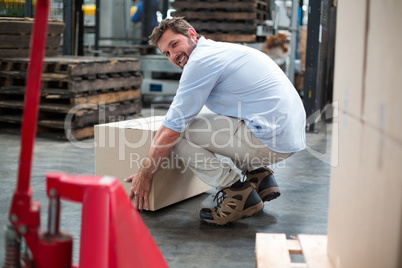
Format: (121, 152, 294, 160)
(124, 170, 153, 211)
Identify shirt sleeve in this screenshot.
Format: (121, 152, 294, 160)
(162, 58, 222, 132)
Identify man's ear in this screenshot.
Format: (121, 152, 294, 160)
(188, 28, 198, 42)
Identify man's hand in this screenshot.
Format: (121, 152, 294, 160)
(124, 170, 152, 211)
(124, 126, 180, 211)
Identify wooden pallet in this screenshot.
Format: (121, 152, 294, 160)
(171, 0, 269, 42)
(0, 56, 141, 79)
(255, 233, 334, 268)
(201, 32, 258, 43)
(0, 71, 142, 95)
(0, 35, 61, 49)
(172, 10, 268, 21)
(0, 48, 60, 58)
(0, 98, 141, 128)
(0, 98, 142, 140)
(0, 17, 65, 35)
(171, 0, 268, 12)
(186, 21, 258, 33)
(0, 56, 144, 139)
(0, 88, 141, 107)
(0, 57, 142, 95)
(0, 17, 64, 57)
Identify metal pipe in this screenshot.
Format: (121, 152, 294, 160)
(142, 0, 152, 44)
(287, 0, 299, 85)
(95, 0, 100, 56)
(63, 0, 73, 55)
(48, 197, 60, 236)
(24, 0, 32, 18)
(161, 0, 168, 19)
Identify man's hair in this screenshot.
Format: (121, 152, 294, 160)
(148, 17, 200, 46)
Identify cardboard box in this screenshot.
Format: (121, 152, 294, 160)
(94, 116, 212, 211)
(363, 0, 402, 143)
(327, 110, 364, 267)
(328, 1, 402, 266)
(327, 110, 402, 268)
(332, 0, 367, 119)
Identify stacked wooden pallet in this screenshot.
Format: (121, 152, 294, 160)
(171, 0, 269, 43)
(0, 56, 142, 140)
(0, 17, 65, 57)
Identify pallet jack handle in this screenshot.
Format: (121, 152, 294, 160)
(5, 0, 168, 266)
(6, 0, 51, 265)
(15, 0, 49, 194)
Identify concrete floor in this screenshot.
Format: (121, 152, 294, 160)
(0, 106, 332, 267)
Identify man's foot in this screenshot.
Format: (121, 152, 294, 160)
(245, 167, 280, 202)
(199, 181, 263, 226)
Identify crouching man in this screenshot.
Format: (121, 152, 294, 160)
(125, 17, 306, 226)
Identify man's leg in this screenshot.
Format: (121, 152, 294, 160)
(172, 113, 293, 188)
(172, 113, 244, 190)
(171, 113, 296, 225)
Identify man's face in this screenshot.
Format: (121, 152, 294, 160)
(157, 28, 198, 69)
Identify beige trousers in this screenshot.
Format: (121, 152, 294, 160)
(172, 113, 294, 190)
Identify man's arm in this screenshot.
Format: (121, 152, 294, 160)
(125, 125, 180, 211)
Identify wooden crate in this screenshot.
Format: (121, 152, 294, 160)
(255, 233, 334, 268)
(0, 17, 64, 57)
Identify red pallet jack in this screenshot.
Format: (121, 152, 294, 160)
(3, 0, 168, 267)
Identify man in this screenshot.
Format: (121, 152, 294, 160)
(125, 17, 306, 226)
(130, 0, 159, 29)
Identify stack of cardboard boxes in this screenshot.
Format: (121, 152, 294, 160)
(327, 0, 402, 267)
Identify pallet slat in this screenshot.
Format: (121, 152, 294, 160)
(72, 89, 141, 105)
(298, 235, 333, 268)
(287, 239, 303, 255)
(255, 234, 334, 268)
(201, 32, 257, 43)
(256, 233, 292, 267)
(191, 21, 257, 33)
(0, 48, 59, 58)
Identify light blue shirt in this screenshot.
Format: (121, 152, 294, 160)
(162, 37, 306, 153)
